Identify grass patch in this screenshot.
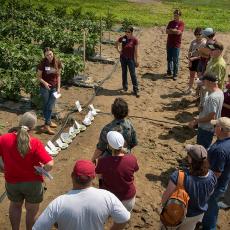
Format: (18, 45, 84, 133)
(30, 0, 230, 31)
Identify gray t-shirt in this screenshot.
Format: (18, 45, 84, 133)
(199, 90, 224, 131)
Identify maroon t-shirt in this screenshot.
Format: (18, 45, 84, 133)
(118, 36, 138, 59)
(96, 154, 139, 201)
(37, 58, 62, 87)
(221, 91, 230, 117)
(167, 20, 184, 48)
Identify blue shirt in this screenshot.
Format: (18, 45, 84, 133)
(208, 137, 230, 190)
(170, 169, 217, 217)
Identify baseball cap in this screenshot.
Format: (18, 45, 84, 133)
(201, 73, 217, 82)
(73, 160, 96, 181)
(202, 28, 215, 37)
(185, 144, 207, 161)
(207, 41, 224, 51)
(107, 131, 124, 150)
(211, 117, 230, 131)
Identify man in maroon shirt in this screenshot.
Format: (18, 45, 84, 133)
(166, 9, 185, 80)
(115, 26, 140, 97)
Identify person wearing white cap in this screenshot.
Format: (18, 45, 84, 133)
(202, 117, 230, 230)
(96, 131, 139, 211)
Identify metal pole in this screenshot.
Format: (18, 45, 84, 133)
(99, 15, 102, 57)
(83, 29, 86, 65)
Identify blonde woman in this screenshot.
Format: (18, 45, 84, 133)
(0, 112, 53, 230)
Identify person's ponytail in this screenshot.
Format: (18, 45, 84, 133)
(17, 126, 30, 156)
(17, 112, 37, 157)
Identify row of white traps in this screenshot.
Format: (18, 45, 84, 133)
(45, 102, 100, 157)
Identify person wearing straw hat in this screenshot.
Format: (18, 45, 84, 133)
(0, 112, 53, 230)
(33, 160, 130, 230)
(161, 145, 216, 230)
(202, 117, 230, 230)
(96, 131, 139, 211)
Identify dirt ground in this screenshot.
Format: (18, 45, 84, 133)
(0, 27, 230, 229)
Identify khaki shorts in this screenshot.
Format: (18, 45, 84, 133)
(5, 181, 44, 203)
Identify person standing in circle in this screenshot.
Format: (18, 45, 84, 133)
(166, 9, 185, 81)
(115, 26, 140, 98)
(0, 111, 54, 230)
(37, 47, 62, 135)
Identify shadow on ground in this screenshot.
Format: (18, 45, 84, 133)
(142, 73, 166, 81)
(95, 87, 131, 96)
(162, 98, 195, 111)
(158, 125, 197, 143)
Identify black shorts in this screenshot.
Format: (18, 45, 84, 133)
(189, 59, 200, 72)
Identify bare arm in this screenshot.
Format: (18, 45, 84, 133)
(43, 159, 54, 172)
(134, 44, 139, 66)
(189, 112, 216, 128)
(37, 70, 51, 90)
(162, 180, 177, 205)
(115, 41, 121, 54)
(91, 149, 103, 162)
(223, 103, 230, 110)
(110, 222, 127, 230)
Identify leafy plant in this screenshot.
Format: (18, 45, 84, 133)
(121, 18, 134, 32)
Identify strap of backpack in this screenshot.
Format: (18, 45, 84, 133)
(177, 170, 185, 189)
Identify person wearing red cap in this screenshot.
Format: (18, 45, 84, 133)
(96, 131, 139, 211)
(33, 160, 130, 230)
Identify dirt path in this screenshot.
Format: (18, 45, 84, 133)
(0, 27, 230, 229)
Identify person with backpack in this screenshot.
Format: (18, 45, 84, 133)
(0, 112, 54, 230)
(161, 145, 217, 230)
(91, 97, 138, 163)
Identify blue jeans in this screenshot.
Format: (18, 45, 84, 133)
(202, 187, 226, 230)
(167, 47, 180, 77)
(120, 57, 138, 92)
(197, 127, 214, 149)
(40, 87, 56, 125)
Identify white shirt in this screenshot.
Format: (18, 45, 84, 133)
(33, 187, 130, 230)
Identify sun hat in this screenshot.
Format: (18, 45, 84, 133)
(185, 144, 207, 162)
(211, 117, 230, 131)
(202, 28, 215, 37)
(107, 131, 124, 150)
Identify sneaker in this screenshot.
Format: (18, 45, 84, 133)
(50, 121, 57, 128)
(120, 88, 128, 93)
(167, 71, 172, 76)
(218, 201, 230, 210)
(173, 75, 177, 81)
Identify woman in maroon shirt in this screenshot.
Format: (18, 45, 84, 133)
(37, 47, 62, 135)
(115, 26, 140, 98)
(96, 131, 139, 211)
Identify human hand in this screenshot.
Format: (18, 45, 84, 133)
(188, 119, 197, 128)
(135, 61, 139, 68)
(44, 82, 51, 90)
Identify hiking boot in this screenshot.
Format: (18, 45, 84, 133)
(50, 121, 57, 128)
(41, 125, 55, 135)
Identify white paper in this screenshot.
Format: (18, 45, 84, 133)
(34, 166, 53, 180)
(53, 92, 61, 99)
(75, 101, 82, 112)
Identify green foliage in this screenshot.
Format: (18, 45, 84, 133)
(121, 18, 134, 32)
(103, 8, 116, 31)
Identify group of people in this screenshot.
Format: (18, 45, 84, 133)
(164, 8, 230, 230)
(0, 8, 229, 230)
(0, 98, 140, 230)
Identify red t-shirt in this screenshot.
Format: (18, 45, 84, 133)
(221, 91, 230, 117)
(95, 154, 139, 201)
(0, 133, 52, 183)
(38, 58, 62, 87)
(118, 36, 138, 59)
(167, 20, 184, 48)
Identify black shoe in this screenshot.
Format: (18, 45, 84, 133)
(167, 71, 172, 76)
(173, 75, 177, 81)
(133, 91, 140, 98)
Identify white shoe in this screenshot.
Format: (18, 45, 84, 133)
(47, 141, 61, 152)
(218, 201, 230, 209)
(56, 138, 68, 149)
(60, 133, 72, 144)
(45, 146, 59, 157)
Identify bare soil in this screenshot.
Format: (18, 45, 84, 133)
(0, 27, 230, 229)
